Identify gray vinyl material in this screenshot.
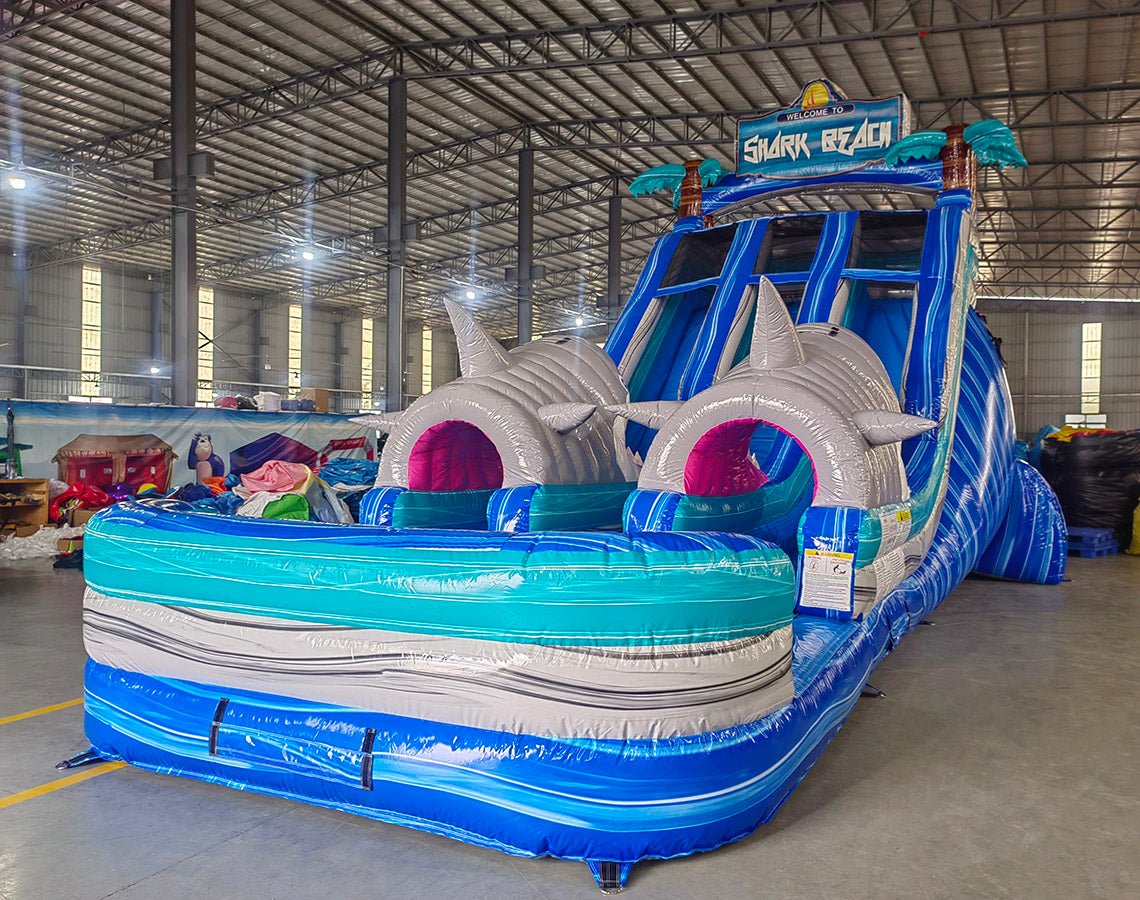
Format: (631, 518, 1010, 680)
(83, 589, 795, 741)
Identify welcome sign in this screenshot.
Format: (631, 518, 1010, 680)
(738, 80, 910, 179)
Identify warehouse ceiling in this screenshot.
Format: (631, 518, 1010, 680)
(2, 0, 1139, 339)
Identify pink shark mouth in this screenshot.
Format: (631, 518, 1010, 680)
(684, 419, 769, 497)
(683, 418, 816, 498)
(407, 420, 504, 492)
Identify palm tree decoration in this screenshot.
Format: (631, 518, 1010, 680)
(962, 120, 1027, 168)
(630, 158, 730, 208)
(885, 121, 1027, 172)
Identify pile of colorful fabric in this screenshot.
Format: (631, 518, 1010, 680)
(177, 459, 350, 523)
(318, 457, 379, 521)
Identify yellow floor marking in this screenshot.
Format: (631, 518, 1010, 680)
(0, 698, 83, 726)
(0, 762, 127, 810)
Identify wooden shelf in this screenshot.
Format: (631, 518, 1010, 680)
(0, 478, 50, 527)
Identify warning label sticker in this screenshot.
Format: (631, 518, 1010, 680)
(800, 549, 856, 612)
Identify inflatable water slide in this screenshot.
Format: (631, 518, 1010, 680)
(78, 81, 1066, 891)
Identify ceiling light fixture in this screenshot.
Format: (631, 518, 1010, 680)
(7, 173, 27, 190)
(575, 316, 584, 327)
(300, 247, 316, 261)
(465, 289, 477, 301)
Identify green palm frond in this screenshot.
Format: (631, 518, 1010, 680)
(885, 130, 947, 167)
(629, 164, 686, 199)
(963, 120, 1027, 168)
(698, 158, 729, 187)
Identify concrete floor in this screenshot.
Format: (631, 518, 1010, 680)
(0, 556, 1136, 900)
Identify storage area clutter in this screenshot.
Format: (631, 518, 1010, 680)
(0, 400, 375, 560)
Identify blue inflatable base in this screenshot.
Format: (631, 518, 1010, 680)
(81, 588, 934, 874)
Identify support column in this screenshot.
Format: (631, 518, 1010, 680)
(606, 194, 622, 322)
(150, 277, 163, 403)
(251, 306, 265, 383)
(11, 245, 28, 399)
(11, 249, 27, 369)
(384, 78, 407, 412)
(169, 0, 198, 406)
(517, 147, 534, 345)
(333, 319, 345, 392)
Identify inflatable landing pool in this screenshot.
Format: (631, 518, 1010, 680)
(77, 82, 1066, 892)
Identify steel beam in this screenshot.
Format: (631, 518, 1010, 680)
(0, 0, 101, 43)
(169, 0, 197, 407)
(25, 82, 1140, 188)
(24, 103, 1140, 268)
(385, 78, 407, 412)
(29, 1, 1140, 172)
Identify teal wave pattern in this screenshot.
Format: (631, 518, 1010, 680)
(85, 503, 796, 647)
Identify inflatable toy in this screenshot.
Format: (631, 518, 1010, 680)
(75, 81, 1066, 892)
(188, 432, 225, 482)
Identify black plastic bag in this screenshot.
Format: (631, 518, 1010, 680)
(1040, 431, 1140, 546)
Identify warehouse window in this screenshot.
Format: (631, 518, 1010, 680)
(1080, 321, 1101, 414)
(80, 264, 102, 396)
(288, 304, 302, 390)
(421, 327, 433, 394)
(361, 317, 374, 410)
(196, 286, 214, 404)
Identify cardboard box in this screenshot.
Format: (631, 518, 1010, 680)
(14, 524, 40, 538)
(298, 388, 330, 413)
(67, 507, 98, 527)
(57, 536, 83, 554)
